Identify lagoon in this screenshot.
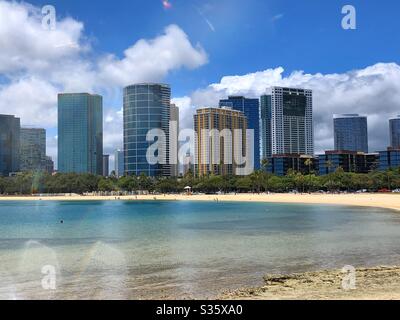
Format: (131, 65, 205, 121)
(0, 200, 400, 299)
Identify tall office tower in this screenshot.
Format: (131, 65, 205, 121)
(123, 83, 172, 177)
(260, 95, 272, 160)
(114, 149, 124, 177)
(263, 87, 314, 157)
(20, 128, 46, 172)
(58, 93, 103, 175)
(390, 116, 400, 148)
(334, 114, 368, 153)
(183, 152, 193, 175)
(102, 155, 110, 177)
(168, 104, 179, 177)
(0, 114, 20, 176)
(44, 156, 54, 174)
(219, 96, 260, 169)
(194, 107, 247, 176)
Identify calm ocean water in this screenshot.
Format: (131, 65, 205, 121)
(0, 200, 400, 299)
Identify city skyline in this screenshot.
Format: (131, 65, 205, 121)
(0, 1, 399, 171)
(2, 0, 400, 306)
(1, 82, 399, 177)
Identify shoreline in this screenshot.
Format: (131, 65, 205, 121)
(0, 193, 400, 212)
(1, 194, 400, 300)
(221, 266, 400, 300)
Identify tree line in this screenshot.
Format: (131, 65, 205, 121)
(0, 167, 400, 195)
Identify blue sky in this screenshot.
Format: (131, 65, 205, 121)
(28, 0, 400, 96)
(1, 0, 400, 166)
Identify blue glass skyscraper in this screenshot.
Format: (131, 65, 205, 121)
(114, 149, 124, 177)
(219, 96, 260, 170)
(260, 95, 272, 160)
(390, 116, 400, 149)
(0, 114, 20, 176)
(123, 83, 172, 177)
(58, 93, 103, 175)
(334, 114, 368, 153)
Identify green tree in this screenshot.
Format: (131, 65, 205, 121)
(98, 178, 115, 192)
(138, 173, 153, 191)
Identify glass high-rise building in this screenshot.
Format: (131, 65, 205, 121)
(58, 93, 103, 175)
(379, 148, 400, 171)
(102, 155, 109, 177)
(0, 114, 20, 176)
(334, 114, 368, 153)
(260, 95, 272, 160)
(262, 87, 314, 157)
(169, 104, 179, 177)
(390, 116, 400, 149)
(114, 149, 124, 177)
(44, 156, 54, 174)
(123, 83, 173, 177)
(219, 96, 260, 169)
(20, 128, 46, 172)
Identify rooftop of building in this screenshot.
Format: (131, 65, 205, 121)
(333, 114, 367, 119)
(265, 86, 312, 94)
(21, 126, 46, 130)
(195, 107, 246, 115)
(383, 147, 400, 152)
(58, 93, 102, 98)
(220, 96, 259, 101)
(319, 150, 378, 156)
(0, 114, 19, 119)
(271, 154, 315, 159)
(124, 83, 170, 88)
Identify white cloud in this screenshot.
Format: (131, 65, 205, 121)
(0, 1, 208, 168)
(0, 77, 58, 127)
(271, 13, 284, 22)
(97, 25, 208, 88)
(0, 1, 85, 75)
(177, 63, 400, 153)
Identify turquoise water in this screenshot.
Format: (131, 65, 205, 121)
(0, 200, 400, 299)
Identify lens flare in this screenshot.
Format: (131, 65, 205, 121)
(162, 0, 172, 10)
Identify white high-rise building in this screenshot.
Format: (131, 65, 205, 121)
(168, 104, 179, 177)
(114, 149, 124, 178)
(262, 87, 314, 157)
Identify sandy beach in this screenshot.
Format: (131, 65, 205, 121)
(221, 266, 400, 300)
(1, 193, 400, 212)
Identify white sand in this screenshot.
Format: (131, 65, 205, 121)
(1, 193, 400, 212)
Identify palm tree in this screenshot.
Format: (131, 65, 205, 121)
(325, 160, 334, 192)
(386, 170, 394, 191)
(261, 158, 270, 192)
(304, 158, 314, 193)
(305, 158, 313, 174)
(261, 158, 269, 172)
(326, 160, 334, 174)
